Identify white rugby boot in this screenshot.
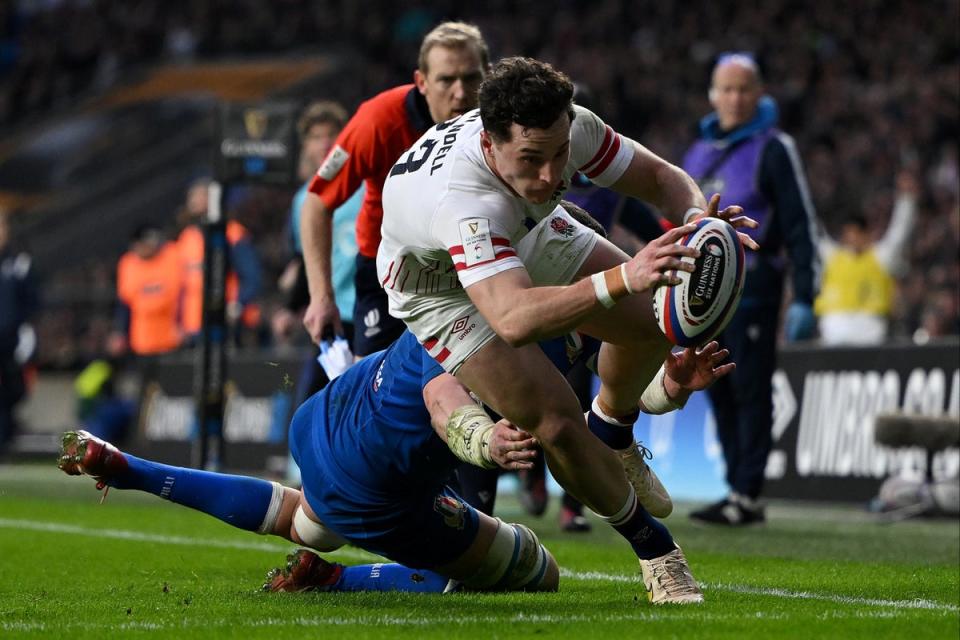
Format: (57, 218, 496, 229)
(619, 442, 673, 518)
(639, 545, 704, 605)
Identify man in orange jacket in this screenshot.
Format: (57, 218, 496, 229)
(109, 224, 182, 357)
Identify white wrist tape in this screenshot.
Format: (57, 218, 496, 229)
(446, 404, 498, 469)
(591, 272, 616, 309)
(620, 263, 634, 295)
(592, 265, 631, 308)
(683, 207, 705, 224)
(639, 366, 684, 415)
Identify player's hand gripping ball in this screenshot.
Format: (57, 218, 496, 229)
(653, 218, 745, 347)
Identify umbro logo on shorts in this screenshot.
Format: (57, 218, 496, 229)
(450, 315, 476, 341)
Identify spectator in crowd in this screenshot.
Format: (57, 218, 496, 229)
(108, 223, 181, 358)
(176, 178, 262, 346)
(815, 171, 919, 345)
(271, 100, 360, 485)
(683, 52, 819, 526)
(299, 21, 489, 358)
(272, 100, 360, 364)
(0, 209, 38, 455)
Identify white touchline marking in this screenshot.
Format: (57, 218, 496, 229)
(702, 581, 960, 613)
(6, 609, 929, 633)
(1, 517, 956, 614)
(557, 569, 958, 612)
(0, 517, 375, 562)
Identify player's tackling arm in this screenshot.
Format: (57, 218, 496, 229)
(422, 372, 536, 470)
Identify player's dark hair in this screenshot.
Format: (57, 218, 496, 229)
(479, 57, 575, 143)
(559, 200, 607, 238)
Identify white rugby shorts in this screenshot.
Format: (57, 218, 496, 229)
(396, 208, 600, 373)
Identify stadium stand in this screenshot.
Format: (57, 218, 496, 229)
(0, 0, 954, 369)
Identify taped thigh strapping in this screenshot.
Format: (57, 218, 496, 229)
(292, 505, 348, 552)
(463, 520, 551, 591)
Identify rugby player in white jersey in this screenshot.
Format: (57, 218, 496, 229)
(378, 57, 758, 603)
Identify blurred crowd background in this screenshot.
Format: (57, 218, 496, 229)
(0, 0, 957, 369)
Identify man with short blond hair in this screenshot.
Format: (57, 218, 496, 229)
(300, 21, 489, 357)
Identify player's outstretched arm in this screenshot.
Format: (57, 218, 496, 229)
(638, 341, 734, 415)
(664, 341, 734, 402)
(610, 139, 707, 222)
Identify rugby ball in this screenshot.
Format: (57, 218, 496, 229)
(652, 218, 745, 347)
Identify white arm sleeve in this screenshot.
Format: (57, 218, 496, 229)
(430, 195, 525, 288)
(817, 220, 838, 260)
(569, 106, 634, 187)
(874, 194, 917, 274)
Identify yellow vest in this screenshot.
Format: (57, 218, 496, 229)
(815, 248, 894, 316)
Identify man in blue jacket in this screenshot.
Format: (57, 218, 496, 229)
(683, 52, 819, 526)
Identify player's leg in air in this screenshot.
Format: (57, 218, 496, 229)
(56, 430, 448, 593)
(553, 203, 670, 525)
(456, 340, 701, 604)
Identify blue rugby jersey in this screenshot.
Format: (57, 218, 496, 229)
(296, 330, 601, 506)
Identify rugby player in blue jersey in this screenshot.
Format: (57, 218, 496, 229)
(59, 205, 733, 598)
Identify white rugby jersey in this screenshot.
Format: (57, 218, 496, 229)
(377, 105, 633, 318)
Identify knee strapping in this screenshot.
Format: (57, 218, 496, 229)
(292, 505, 348, 552)
(256, 482, 285, 535)
(463, 520, 551, 591)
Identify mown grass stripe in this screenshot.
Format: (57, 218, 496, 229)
(0, 609, 914, 633)
(2, 516, 956, 614)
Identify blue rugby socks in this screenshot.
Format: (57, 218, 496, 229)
(587, 397, 638, 450)
(108, 455, 278, 533)
(601, 486, 676, 560)
(331, 563, 450, 593)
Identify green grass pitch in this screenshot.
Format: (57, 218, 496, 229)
(1, 464, 957, 639)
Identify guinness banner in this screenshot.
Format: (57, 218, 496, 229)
(214, 101, 298, 185)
